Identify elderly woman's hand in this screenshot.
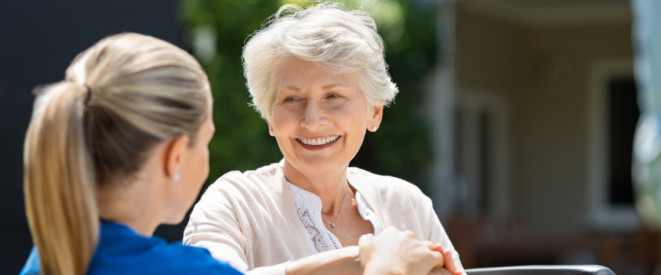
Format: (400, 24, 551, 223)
(430, 245, 464, 275)
(358, 227, 445, 275)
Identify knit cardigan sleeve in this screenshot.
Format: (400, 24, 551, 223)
(183, 171, 291, 275)
(183, 171, 252, 272)
(183, 164, 308, 275)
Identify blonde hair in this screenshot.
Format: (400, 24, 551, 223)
(242, 2, 398, 120)
(23, 33, 210, 274)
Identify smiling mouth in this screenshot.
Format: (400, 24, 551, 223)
(297, 135, 341, 146)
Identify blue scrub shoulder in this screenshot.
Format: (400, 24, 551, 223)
(20, 222, 241, 275)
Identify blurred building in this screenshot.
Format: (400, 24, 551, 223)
(427, 0, 660, 273)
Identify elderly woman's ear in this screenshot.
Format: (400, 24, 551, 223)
(368, 104, 384, 132)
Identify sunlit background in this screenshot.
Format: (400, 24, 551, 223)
(1, 0, 659, 274)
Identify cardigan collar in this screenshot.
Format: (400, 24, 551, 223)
(275, 159, 385, 229)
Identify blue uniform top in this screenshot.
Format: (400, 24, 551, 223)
(20, 221, 242, 275)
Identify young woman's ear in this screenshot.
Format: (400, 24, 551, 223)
(164, 135, 189, 181)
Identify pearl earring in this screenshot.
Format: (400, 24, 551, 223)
(172, 172, 181, 182)
(372, 126, 377, 132)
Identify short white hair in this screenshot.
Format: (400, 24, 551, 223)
(242, 2, 398, 120)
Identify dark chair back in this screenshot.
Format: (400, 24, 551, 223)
(465, 265, 615, 275)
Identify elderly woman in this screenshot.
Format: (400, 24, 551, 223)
(19, 32, 436, 275)
(184, 3, 464, 275)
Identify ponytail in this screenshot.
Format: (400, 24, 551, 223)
(24, 82, 99, 274)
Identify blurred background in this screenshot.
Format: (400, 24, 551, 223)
(1, 0, 659, 274)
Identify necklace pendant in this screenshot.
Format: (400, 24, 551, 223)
(330, 223, 336, 228)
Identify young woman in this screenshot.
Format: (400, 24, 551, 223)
(21, 32, 238, 274)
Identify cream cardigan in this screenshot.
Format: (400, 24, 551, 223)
(183, 161, 463, 274)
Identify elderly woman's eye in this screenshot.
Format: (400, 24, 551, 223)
(327, 93, 342, 99)
(283, 96, 298, 102)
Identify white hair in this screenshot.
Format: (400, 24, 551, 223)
(242, 2, 399, 120)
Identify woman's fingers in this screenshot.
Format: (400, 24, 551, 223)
(359, 227, 454, 275)
(358, 233, 374, 247)
(429, 248, 445, 269)
(427, 243, 462, 275)
(441, 249, 463, 275)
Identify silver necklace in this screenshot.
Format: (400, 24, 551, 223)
(323, 186, 348, 229)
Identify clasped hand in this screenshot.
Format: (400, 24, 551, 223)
(358, 227, 462, 275)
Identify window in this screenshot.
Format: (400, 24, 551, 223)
(587, 61, 640, 230)
(453, 93, 508, 220)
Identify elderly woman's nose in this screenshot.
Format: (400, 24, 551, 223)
(301, 101, 325, 127)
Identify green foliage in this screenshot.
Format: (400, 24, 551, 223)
(179, 0, 284, 185)
(353, 1, 437, 192)
(179, 0, 436, 191)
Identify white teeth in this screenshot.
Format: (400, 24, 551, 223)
(298, 135, 340, 146)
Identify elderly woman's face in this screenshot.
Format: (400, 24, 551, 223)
(269, 57, 383, 176)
